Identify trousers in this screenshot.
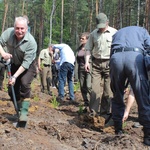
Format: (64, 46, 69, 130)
(110, 51, 150, 128)
(8, 60, 37, 101)
(40, 65, 52, 91)
(78, 65, 91, 105)
(0, 62, 5, 89)
(58, 62, 74, 100)
(89, 58, 112, 115)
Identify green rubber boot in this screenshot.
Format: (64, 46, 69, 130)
(19, 100, 30, 122)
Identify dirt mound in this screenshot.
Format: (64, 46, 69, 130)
(0, 78, 149, 150)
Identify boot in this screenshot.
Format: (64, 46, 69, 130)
(48, 91, 53, 96)
(84, 99, 89, 107)
(143, 127, 150, 146)
(47, 77, 52, 96)
(114, 121, 123, 135)
(19, 100, 30, 122)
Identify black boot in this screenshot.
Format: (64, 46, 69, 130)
(47, 77, 52, 96)
(48, 91, 53, 96)
(114, 121, 123, 135)
(84, 99, 89, 107)
(143, 127, 150, 146)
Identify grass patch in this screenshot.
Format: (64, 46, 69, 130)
(122, 121, 127, 129)
(3, 80, 8, 92)
(74, 82, 80, 93)
(33, 94, 40, 101)
(50, 94, 59, 108)
(78, 104, 84, 114)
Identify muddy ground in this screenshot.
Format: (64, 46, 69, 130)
(0, 77, 150, 150)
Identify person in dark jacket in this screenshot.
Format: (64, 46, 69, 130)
(110, 26, 150, 146)
(75, 32, 91, 109)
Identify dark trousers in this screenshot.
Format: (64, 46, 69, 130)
(0, 62, 5, 89)
(78, 65, 91, 105)
(51, 64, 58, 88)
(110, 51, 150, 128)
(8, 61, 37, 101)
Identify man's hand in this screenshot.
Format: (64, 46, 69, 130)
(122, 110, 129, 123)
(1, 52, 12, 60)
(8, 76, 16, 86)
(38, 65, 42, 71)
(85, 62, 90, 72)
(85, 51, 91, 72)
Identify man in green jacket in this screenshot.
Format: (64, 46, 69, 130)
(85, 13, 117, 122)
(0, 16, 37, 122)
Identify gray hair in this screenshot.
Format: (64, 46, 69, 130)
(23, 15, 29, 24)
(48, 44, 54, 48)
(14, 16, 28, 27)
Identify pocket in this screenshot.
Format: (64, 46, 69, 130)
(144, 54, 150, 80)
(140, 75, 149, 97)
(44, 52, 48, 58)
(106, 36, 112, 48)
(105, 60, 110, 69)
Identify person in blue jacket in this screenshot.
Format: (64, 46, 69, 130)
(110, 26, 150, 146)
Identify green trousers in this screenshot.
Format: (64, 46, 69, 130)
(89, 58, 112, 115)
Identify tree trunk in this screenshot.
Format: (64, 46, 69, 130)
(60, 0, 64, 43)
(137, 0, 140, 26)
(87, 0, 94, 32)
(2, 0, 8, 33)
(49, 0, 56, 44)
(119, 0, 123, 28)
(96, 0, 98, 15)
(38, 11, 44, 52)
(22, 0, 25, 15)
(99, 0, 103, 12)
(145, 0, 150, 31)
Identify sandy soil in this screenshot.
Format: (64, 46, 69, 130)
(0, 77, 149, 150)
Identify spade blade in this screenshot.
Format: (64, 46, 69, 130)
(13, 121, 27, 128)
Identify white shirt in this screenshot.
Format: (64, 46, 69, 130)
(53, 44, 75, 66)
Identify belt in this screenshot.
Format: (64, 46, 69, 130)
(92, 56, 109, 61)
(112, 47, 143, 54)
(43, 64, 51, 67)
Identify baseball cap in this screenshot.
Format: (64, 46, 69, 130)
(96, 13, 108, 28)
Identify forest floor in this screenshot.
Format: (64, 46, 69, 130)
(0, 77, 150, 150)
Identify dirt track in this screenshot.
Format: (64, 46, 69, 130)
(0, 78, 149, 150)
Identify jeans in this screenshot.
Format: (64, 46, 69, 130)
(58, 62, 74, 100)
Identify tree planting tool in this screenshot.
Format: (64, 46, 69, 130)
(2, 58, 26, 128)
(2, 59, 19, 118)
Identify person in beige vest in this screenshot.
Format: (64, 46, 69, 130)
(38, 45, 53, 96)
(85, 13, 117, 122)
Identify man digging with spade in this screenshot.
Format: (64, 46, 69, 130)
(0, 16, 37, 126)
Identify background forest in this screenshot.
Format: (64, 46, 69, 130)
(0, 0, 150, 54)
